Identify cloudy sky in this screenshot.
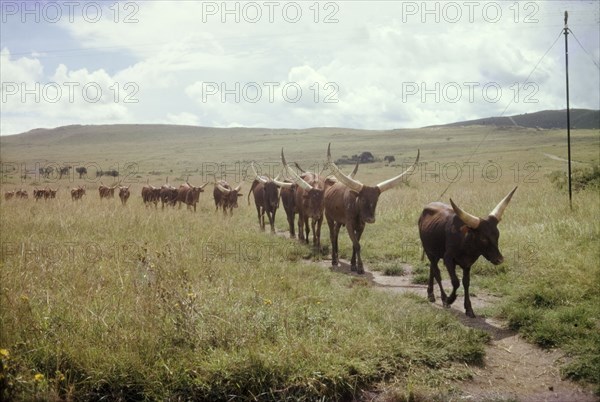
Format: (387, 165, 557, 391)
(1, 0, 599, 135)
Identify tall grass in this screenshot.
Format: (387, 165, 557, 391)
(0, 191, 486, 400)
(1, 125, 598, 398)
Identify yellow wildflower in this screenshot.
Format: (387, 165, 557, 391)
(0, 349, 9, 358)
(263, 298, 272, 306)
(34, 373, 45, 382)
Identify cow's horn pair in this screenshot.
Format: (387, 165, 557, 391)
(450, 186, 518, 229)
(217, 183, 241, 194)
(326, 143, 420, 193)
(281, 148, 313, 191)
(250, 162, 269, 184)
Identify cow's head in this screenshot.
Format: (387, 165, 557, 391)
(281, 149, 326, 219)
(450, 186, 518, 265)
(327, 144, 419, 224)
(119, 186, 130, 196)
(216, 182, 243, 208)
(187, 182, 208, 202)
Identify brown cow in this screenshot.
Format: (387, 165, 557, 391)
(71, 185, 86, 201)
(248, 163, 292, 233)
(33, 188, 47, 201)
(98, 182, 117, 199)
(159, 178, 179, 209)
(46, 188, 58, 199)
(418, 187, 517, 317)
(118, 186, 130, 205)
(16, 189, 28, 199)
(278, 180, 297, 238)
(4, 190, 15, 201)
(177, 181, 208, 212)
(141, 182, 161, 207)
(325, 144, 419, 274)
(281, 148, 330, 252)
(213, 180, 242, 215)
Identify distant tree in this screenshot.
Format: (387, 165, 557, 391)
(384, 155, 395, 164)
(76, 167, 87, 179)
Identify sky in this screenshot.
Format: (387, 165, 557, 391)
(1, 0, 599, 135)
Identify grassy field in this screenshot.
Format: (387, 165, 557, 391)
(1, 125, 599, 400)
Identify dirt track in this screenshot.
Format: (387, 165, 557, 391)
(318, 257, 598, 402)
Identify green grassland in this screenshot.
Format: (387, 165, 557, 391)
(1, 125, 599, 400)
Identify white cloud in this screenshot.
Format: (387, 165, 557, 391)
(1, 1, 598, 134)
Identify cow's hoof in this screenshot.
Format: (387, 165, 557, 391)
(446, 295, 456, 305)
(350, 265, 357, 272)
(466, 310, 476, 318)
(427, 294, 435, 303)
(331, 260, 338, 267)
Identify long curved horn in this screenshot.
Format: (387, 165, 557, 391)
(326, 143, 364, 192)
(376, 150, 420, 192)
(217, 183, 231, 194)
(450, 198, 481, 229)
(490, 186, 518, 222)
(281, 148, 313, 191)
(199, 182, 209, 189)
(234, 184, 242, 192)
(273, 174, 293, 188)
(251, 162, 268, 184)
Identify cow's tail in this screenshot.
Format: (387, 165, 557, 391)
(421, 248, 425, 261)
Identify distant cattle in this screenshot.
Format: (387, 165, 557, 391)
(177, 181, 208, 212)
(418, 187, 517, 317)
(248, 162, 292, 233)
(16, 189, 28, 199)
(98, 182, 117, 199)
(119, 186, 131, 205)
(58, 166, 71, 179)
(281, 148, 328, 252)
(4, 190, 15, 201)
(213, 180, 242, 215)
(71, 185, 86, 201)
(141, 183, 161, 207)
(47, 188, 58, 199)
(325, 144, 419, 274)
(33, 188, 47, 201)
(160, 181, 179, 209)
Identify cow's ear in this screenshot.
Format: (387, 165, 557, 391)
(237, 193, 243, 197)
(460, 225, 470, 236)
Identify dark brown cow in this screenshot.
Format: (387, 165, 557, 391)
(177, 181, 208, 212)
(281, 148, 329, 252)
(418, 187, 517, 317)
(160, 184, 178, 209)
(213, 180, 242, 215)
(33, 188, 47, 201)
(118, 186, 130, 205)
(4, 190, 15, 201)
(248, 163, 292, 233)
(325, 144, 419, 274)
(141, 183, 161, 207)
(71, 185, 86, 201)
(46, 188, 58, 199)
(98, 182, 117, 199)
(279, 181, 297, 238)
(16, 189, 28, 199)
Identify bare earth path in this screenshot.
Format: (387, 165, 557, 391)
(311, 255, 598, 402)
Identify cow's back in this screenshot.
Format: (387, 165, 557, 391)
(419, 202, 454, 260)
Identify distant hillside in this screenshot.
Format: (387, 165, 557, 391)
(427, 109, 599, 130)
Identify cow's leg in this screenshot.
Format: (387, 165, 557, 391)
(297, 213, 306, 243)
(462, 267, 475, 317)
(345, 222, 364, 273)
(269, 209, 276, 233)
(256, 205, 263, 230)
(312, 216, 322, 255)
(327, 216, 338, 266)
(288, 212, 296, 238)
(427, 258, 447, 304)
(354, 223, 366, 274)
(443, 256, 460, 307)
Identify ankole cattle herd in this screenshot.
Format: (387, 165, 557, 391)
(2, 144, 518, 317)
